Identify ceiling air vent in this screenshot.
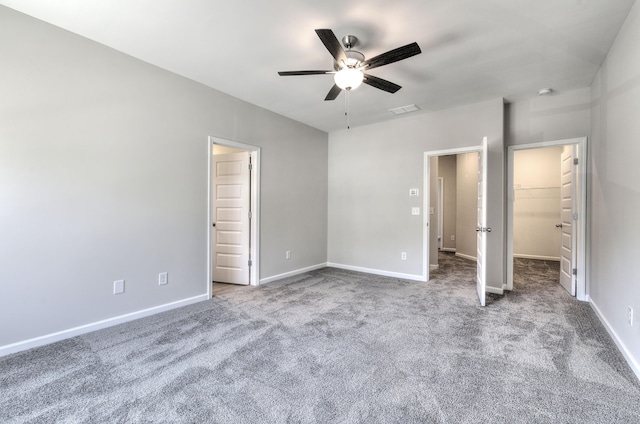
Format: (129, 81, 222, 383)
(389, 104, 421, 115)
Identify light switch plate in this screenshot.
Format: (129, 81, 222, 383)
(113, 280, 125, 294)
(409, 188, 419, 196)
(412, 207, 420, 215)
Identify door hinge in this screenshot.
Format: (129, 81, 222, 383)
(573, 213, 578, 220)
(248, 163, 253, 171)
(248, 260, 253, 267)
(572, 268, 577, 276)
(573, 158, 579, 165)
(248, 211, 252, 219)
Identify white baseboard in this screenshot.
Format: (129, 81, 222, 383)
(440, 248, 456, 253)
(590, 299, 640, 381)
(486, 285, 505, 295)
(327, 262, 425, 282)
(430, 264, 439, 271)
(514, 253, 560, 261)
(260, 263, 327, 285)
(0, 294, 209, 358)
(455, 252, 476, 261)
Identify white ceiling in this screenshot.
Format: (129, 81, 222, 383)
(1, 0, 635, 133)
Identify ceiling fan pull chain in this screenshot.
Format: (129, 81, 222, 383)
(346, 90, 350, 129)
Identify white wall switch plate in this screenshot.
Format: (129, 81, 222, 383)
(159, 272, 168, 285)
(409, 188, 419, 196)
(113, 279, 125, 294)
(285, 250, 291, 260)
(401, 252, 407, 260)
(412, 207, 420, 215)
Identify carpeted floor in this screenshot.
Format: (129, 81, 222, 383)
(2, 252, 639, 423)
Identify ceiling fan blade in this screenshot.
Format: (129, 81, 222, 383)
(324, 84, 342, 101)
(278, 70, 333, 76)
(315, 29, 347, 64)
(361, 42, 421, 70)
(363, 74, 402, 93)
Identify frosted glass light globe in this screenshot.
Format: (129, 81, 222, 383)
(334, 67, 363, 91)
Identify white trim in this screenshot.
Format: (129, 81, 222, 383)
(455, 252, 477, 262)
(513, 254, 560, 261)
(440, 248, 457, 253)
(437, 177, 444, 249)
(208, 136, 261, 291)
(0, 294, 208, 358)
(260, 263, 327, 284)
(250, 149, 261, 286)
(423, 154, 429, 281)
(506, 137, 588, 301)
(590, 299, 640, 381)
(327, 262, 426, 282)
(486, 286, 504, 295)
(207, 140, 212, 298)
(424, 145, 482, 283)
(430, 264, 439, 271)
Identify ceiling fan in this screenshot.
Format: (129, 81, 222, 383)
(278, 29, 421, 101)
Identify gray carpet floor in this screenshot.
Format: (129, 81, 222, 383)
(2, 252, 639, 423)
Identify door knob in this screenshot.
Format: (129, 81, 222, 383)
(555, 224, 562, 228)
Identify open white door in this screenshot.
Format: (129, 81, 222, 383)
(559, 145, 577, 296)
(476, 137, 488, 306)
(212, 152, 250, 285)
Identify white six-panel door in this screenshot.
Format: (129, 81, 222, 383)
(559, 145, 576, 296)
(212, 152, 250, 285)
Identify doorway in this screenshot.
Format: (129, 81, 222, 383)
(506, 137, 587, 301)
(424, 137, 488, 306)
(207, 136, 261, 298)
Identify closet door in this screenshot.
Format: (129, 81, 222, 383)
(559, 145, 576, 296)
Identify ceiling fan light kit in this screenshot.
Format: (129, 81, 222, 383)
(278, 29, 421, 101)
(334, 67, 364, 90)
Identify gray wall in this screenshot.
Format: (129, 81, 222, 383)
(429, 157, 439, 267)
(328, 98, 504, 288)
(590, 0, 640, 374)
(0, 7, 328, 347)
(455, 152, 478, 260)
(505, 87, 591, 146)
(438, 155, 457, 251)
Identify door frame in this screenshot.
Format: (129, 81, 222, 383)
(207, 136, 261, 298)
(423, 144, 483, 282)
(437, 177, 444, 250)
(506, 137, 587, 301)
